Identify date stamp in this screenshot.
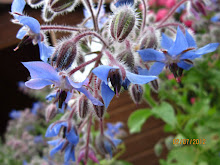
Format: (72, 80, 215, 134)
(173, 139, 206, 145)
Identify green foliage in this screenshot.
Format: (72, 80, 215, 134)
(127, 109, 152, 133)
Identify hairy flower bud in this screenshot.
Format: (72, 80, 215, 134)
(77, 146, 99, 164)
(42, 6, 56, 22)
(95, 134, 116, 157)
(93, 96, 105, 119)
(140, 28, 158, 50)
(45, 103, 58, 122)
(49, 0, 78, 13)
(150, 80, 159, 93)
(78, 95, 89, 119)
(129, 84, 144, 105)
(27, 0, 44, 8)
(116, 50, 134, 70)
(51, 40, 77, 70)
(110, 7, 136, 42)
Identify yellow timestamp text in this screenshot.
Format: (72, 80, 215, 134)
(173, 139, 206, 145)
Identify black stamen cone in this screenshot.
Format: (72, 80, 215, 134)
(108, 69, 122, 94)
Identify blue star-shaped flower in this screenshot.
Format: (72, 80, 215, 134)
(9, 109, 21, 119)
(11, 0, 54, 62)
(92, 65, 157, 108)
(138, 27, 219, 77)
(105, 122, 123, 138)
(46, 121, 79, 163)
(22, 61, 103, 106)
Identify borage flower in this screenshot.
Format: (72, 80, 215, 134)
(11, 0, 53, 62)
(46, 121, 78, 163)
(22, 61, 103, 106)
(138, 27, 219, 81)
(92, 65, 157, 108)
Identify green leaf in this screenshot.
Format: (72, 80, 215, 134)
(128, 109, 152, 134)
(152, 102, 177, 127)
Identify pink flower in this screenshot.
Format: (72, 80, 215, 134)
(156, 9, 168, 22)
(167, 74, 175, 80)
(190, 97, 196, 104)
(165, 0, 176, 8)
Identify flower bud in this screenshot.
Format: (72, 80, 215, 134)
(129, 84, 144, 105)
(51, 40, 77, 70)
(45, 103, 58, 122)
(150, 80, 159, 92)
(192, 1, 206, 16)
(49, 0, 78, 13)
(27, 0, 44, 7)
(77, 146, 99, 164)
(93, 96, 105, 119)
(110, 7, 136, 42)
(140, 28, 158, 49)
(95, 134, 116, 158)
(42, 6, 56, 22)
(78, 95, 89, 119)
(116, 50, 134, 70)
(108, 69, 122, 96)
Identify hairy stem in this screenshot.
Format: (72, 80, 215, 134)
(84, 114, 92, 163)
(41, 25, 87, 32)
(141, 0, 148, 32)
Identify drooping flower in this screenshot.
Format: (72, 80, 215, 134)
(77, 146, 99, 164)
(22, 61, 103, 106)
(11, 0, 54, 62)
(105, 122, 123, 138)
(138, 27, 219, 80)
(92, 65, 157, 108)
(46, 121, 79, 163)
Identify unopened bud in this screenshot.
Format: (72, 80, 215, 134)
(77, 146, 99, 164)
(95, 134, 116, 158)
(51, 40, 77, 70)
(140, 28, 158, 49)
(150, 80, 159, 92)
(116, 50, 134, 70)
(27, 0, 44, 7)
(108, 69, 122, 96)
(42, 6, 56, 22)
(45, 103, 58, 122)
(129, 84, 144, 105)
(49, 0, 78, 13)
(93, 96, 105, 119)
(192, 1, 206, 16)
(78, 95, 89, 119)
(76, 53, 85, 72)
(110, 7, 136, 42)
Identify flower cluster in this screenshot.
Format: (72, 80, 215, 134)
(9, 0, 219, 164)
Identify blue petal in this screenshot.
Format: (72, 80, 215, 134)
(67, 77, 89, 89)
(46, 92, 57, 101)
(161, 33, 174, 50)
(148, 62, 165, 76)
(22, 61, 60, 83)
(38, 42, 54, 62)
(16, 27, 27, 39)
(45, 122, 67, 137)
(25, 78, 53, 89)
(185, 30, 197, 48)
(195, 43, 219, 56)
(180, 50, 196, 60)
(177, 61, 193, 70)
(104, 141, 113, 158)
(92, 65, 114, 85)
(168, 27, 188, 56)
(126, 71, 157, 85)
(50, 141, 64, 156)
(115, 0, 134, 7)
(65, 91, 73, 103)
(101, 82, 115, 108)
(76, 87, 104, 106)
(66, 129, 79, 145)
(48, 139, 61, 146)
(64, 145, 74, 162)
(18, 16, 40, 34)
(138, 49, 165, 62)
(11, 0, 26, 14)
(122, 78, 130, 90)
